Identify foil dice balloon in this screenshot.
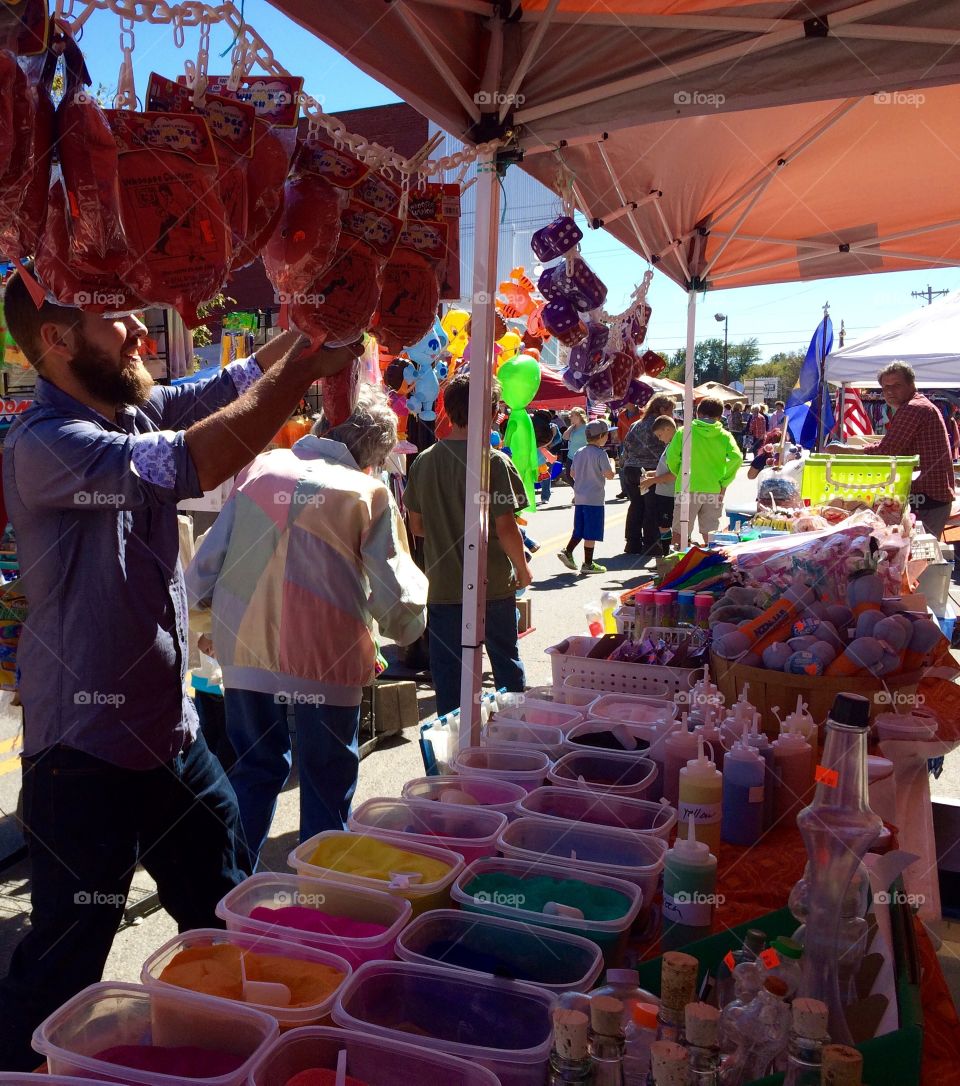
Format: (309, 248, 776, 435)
(584, 365, 615, 403)
(627, 303, 652, 350)
(638, 348, 667, 378)
(566, 321, 611, 383)
(531, 215, 583, 262)
(542, 298, 587, 346)
(562, 365, 589, 393)
(605, 350, 636, 402)
(538, 256, 607, 313)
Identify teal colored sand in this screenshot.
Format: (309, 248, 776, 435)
(464, 873, 630, 921)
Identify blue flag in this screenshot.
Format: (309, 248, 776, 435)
(786, 315, 834, 449)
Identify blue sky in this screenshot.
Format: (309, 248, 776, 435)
(77, 0, 959, 362)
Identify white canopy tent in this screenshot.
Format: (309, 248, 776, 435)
(826, 288, 960, 387)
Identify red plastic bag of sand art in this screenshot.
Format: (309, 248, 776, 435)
(371, 216, 446, 354)
(56, 35, 127, 268)
(35, 183, 144, 312)
(291, 198, 401, 348)
(106, 110, 231, 327)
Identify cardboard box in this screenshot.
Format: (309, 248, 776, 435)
(517, 597, 533, 635)
(373, 680, 420, 735)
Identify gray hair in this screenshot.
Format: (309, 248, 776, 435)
(878, 361, 916, 386)
(312, 383, 398, 470)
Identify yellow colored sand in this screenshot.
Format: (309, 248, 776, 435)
(307, 835, 451, 884)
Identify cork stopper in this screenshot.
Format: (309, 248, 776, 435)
(590, 995, 624, 1037)
(660, 951, 698, 1013)
(793, 998, 829, 1040)
(822, 1044, 863, 1086)
(650, 1040, 689, 1086)
(552, 1007, 589, 1061)
(684, 1001, 720, 1048)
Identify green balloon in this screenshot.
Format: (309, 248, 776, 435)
(499, 353, 542, 409)
(504, 410, 538, 512)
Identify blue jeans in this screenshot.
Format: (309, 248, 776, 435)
(224, 689, 360, 864)
(428, 597, 526, 716)
(540, 476, 552, 502)
(0, 734, 247, 1070)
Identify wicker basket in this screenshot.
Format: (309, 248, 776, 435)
(710, 651, 923, 737)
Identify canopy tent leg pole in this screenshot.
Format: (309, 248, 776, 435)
(459, 152, 501, 749)
(679, 289, 697, 550)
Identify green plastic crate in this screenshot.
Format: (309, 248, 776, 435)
(635, 901, 922, 1086)
(800, 453, 918, 507)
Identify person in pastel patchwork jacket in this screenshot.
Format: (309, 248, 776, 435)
(187, 384, 427, 865)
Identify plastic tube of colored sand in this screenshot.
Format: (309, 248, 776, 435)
(336, 1049, 347, 1086)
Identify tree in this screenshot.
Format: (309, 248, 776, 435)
(665, 337, 761, 384)
(743, 350, 804, 400)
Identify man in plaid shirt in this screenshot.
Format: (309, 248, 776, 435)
(829, 361, 955, 537)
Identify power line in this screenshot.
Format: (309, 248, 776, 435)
(911, 284, 949, 305)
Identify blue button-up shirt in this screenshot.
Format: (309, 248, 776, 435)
(3, 359, 261, 769)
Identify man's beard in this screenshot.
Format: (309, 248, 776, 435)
(69, 332, 154, 408)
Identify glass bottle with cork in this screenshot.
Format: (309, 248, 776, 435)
(589, 995, 626, 1085)
(653, 951, 698, 1047)
(548, 1006, 593, 1084)
(783, 998, 830, 1085)
(821, 1044, 863, 1085)
(685, 1002, 722, 1084)
(649, 1040, 689, 1086)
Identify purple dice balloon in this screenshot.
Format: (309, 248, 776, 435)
(567, 322, 611, 379)
(567, 256, 608, 312)
(531, 215, 583, 262)
(606, 351, 636, 401)
(584, 365, 616, 403)
(562, 366, 589, 392)
(537, 262, 570, 303)
(627, 303, 652, 348)
(542, 298, 588, 346)
(630, 379, 654, 408)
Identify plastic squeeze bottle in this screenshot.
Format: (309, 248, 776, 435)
(662, 714, 698, 808)
(662, 817, 718, 949)
(585, 602, 604, 637)
(720, 726, 766, 846)
(771, 720, 814, 825)
(795, 693, 881, 1046)
(678, 736, 723, 854)
(602, 592, 620, 634)
(746, 715, 777, 830)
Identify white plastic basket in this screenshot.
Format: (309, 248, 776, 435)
(546, 636, 699, 697)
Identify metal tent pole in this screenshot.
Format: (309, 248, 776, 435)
(458, 151, 501, 748)
(679, 289, 697, 549)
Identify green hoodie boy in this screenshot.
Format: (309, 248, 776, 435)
(664, 398, 741, 541)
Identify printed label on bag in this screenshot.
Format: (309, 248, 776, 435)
(748, 786, 765, 804)
(678, 801, 721, 825)
(663, 890, 714, 928)
(815, 765, 839, 788)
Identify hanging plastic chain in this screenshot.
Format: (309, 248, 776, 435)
(55, 0, 506, 179)
(554, 165, 578, 278)
(113, 14, 136, 109)
(183, 14, 210, 103)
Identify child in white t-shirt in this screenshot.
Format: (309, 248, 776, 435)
(558, 421, 615, 574)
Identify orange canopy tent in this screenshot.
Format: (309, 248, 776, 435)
(261, 0, 960, 731)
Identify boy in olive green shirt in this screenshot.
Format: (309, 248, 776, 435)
(405, 374, 531, 715)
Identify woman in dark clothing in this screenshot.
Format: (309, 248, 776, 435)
(620, 394, 676, 556)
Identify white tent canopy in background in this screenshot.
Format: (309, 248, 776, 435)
(826, 288, 960, 387)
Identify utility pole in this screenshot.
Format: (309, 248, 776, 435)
(715, 312, 729, 385)
(911, 284, 949, 305)
(839, 319, 845, 347)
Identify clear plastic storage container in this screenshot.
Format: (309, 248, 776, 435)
(498, 816, 667, 910)
(395, 908, 603, 995)
(288, 831, 464, 916)
(452, 855, 642, 963)
(332, 960, 555, 1086)
(517, 786, 677, 840)
(216, 871, 411, 968)
(347, 797, 506, 865)
(562, 718, 653, 755)
(484, 718, 566, 758)
(247, 1025, 502, 1086)
(548, 749, 658, 799)
(589, 692, 678, 724)
(0, 1078, 109, 1085)
(451, 745, 551, 793)
(402, 773, 526, 820)
(490, 701, 584, 732)
(32, 982, 278, 1086)
(140, 928, 351, 1029)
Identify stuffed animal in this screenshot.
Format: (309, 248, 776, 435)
(403, 317, 449, 421)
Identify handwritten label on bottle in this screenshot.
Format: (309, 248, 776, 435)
(815, 765, 839, 788)
(678, 801, 721, 824)
(663, 890, 713, 928)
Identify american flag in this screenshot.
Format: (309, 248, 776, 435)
(837, 387, 874, 438)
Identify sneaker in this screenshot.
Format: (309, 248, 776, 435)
(581, 561, 607, 574)
(557, 550, 578, 571)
